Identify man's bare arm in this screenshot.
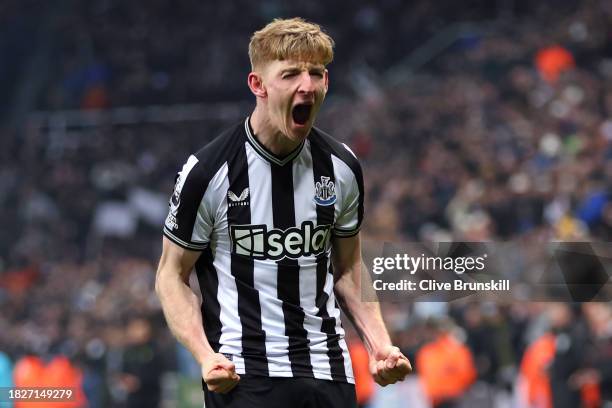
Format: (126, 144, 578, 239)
(155, 237, 239, 393)
(155, 237, 212, 364)
(332, 233, 390, 354)
(332, 233, 411, 385)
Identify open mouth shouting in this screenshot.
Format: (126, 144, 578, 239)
(291, 102, 313, 127)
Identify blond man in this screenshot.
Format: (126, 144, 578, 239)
(156, 18, 411, 407)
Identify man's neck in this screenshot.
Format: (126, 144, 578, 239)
(249, 106, 301, 157)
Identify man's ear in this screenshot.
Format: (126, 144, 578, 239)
(247, 72, 267, 98)
(323, 69, 329, 93)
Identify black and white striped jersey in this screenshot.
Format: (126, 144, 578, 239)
(163, 117, 364, 383)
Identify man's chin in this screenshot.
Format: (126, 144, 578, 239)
(288, 122, 313, 141)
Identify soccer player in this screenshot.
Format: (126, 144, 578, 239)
(155, 17, 411, 407)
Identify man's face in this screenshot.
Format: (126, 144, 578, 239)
(258, 59, 329, 143)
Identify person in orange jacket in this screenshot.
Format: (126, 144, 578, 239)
(519, 332, 556, 408)
(519, 303, 595, 408)
(348, 333, 376, 408)
(13, 355, 86, 408)
(416, 318, 477, 408)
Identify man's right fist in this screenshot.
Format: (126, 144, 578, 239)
(202, 353, 241, 394)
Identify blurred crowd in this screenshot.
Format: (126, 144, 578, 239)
(1, 0, 612, 407)
(37, 0, 511, 110)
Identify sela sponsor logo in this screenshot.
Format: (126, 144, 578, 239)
(314, 176, 336, 206)
(230, 221, 332, 260)
(227, 188, 250, 207)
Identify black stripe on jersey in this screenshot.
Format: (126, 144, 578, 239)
(196, 247, 222, 352)
(310, 139, 348, 382)
(227, 143, 269, 375)
(271, 163, 314, 377)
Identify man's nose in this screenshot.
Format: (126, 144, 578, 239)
(297, 72, 316, 94)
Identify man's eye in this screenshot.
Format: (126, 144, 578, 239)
(311, 72, 324, 77)
(282, 73, 297, 79)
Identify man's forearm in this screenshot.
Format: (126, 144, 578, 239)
(155, 267, 214, 365)
(334, 262, 392, 357)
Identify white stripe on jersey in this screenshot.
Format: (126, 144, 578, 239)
(190, 165, 223, 244)
(245, 142, 293, 376)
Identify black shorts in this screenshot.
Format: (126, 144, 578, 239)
(203, 375, 357, 408)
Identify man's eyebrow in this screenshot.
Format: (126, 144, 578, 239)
(280, 65, 325, 74)
(280, 67, 300, 74)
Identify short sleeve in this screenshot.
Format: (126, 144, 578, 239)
(163, 155, 212, 251)
(332, 148, 364, 237)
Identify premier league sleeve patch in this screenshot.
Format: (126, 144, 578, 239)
(164, 154, 199, 231)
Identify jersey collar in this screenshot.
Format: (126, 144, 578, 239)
(244, 117, 305, 166)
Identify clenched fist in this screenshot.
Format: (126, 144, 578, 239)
(370, 345, 412, 386)
(202, 353, 241, 394)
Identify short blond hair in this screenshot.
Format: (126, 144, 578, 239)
(248, 17, 334, 70)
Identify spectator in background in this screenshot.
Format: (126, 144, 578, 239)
(517, 331, 555, 408)
(13, 356, 45, 408)
(547, 304, 586, 408)
(518, 303, 587, 408)
(535, 45, 575, 84)
(570, 303, 612, 408)
(12, 355, 86, 408)
(416, 318, 476, 408)
(45, 356, 87, 408)
(117, 316, 163, 408)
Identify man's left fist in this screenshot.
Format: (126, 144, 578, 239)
(370, 345, 412, 386)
